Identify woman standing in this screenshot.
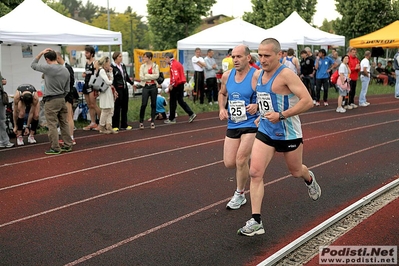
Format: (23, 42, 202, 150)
(96, 56, 118, 134)
(336, 55, 351, 113)
(0, 72, 14, 148)
(139, 52, 159, 129)
(111, 51, 134, 131)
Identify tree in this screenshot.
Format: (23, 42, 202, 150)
(60, 0, 82, 17)
(78, 0, 98, 22)
(147, 0, 216, 50)
(0, 0, 23, 17)
(243, 0, 317, 29)
(335, 0, 396, 45)
(44, 0, 70, 17)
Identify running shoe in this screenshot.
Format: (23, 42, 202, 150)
(45, 149, 61, 155)
(17, 136, 24, 146)
(226, 191, 247, 210)
(307, 171, 321, 201)
(164, 119, 176, 124)
(237, 218, 265, 236)
(188, 113, 197, 123)
(28, 135, 36, 144)
(60, 146, 72, 153)
(0, 142, 14, 148)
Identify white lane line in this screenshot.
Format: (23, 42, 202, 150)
(2, 119, 397, 191)
(0, 139, 223, 191)
(59, 137, 398, 265)
(0, 160, 223, 229)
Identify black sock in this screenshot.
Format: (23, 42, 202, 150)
(305, 176, 313, 185)
(252, 214, 261, 224)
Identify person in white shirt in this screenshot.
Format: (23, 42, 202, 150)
(191, 47, 206, 103)
(359, 51, 371, 107)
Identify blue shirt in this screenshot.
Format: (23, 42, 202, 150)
(315, 56, 335, 79)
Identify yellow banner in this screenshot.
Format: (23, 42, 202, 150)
(133, 49, 177, 81)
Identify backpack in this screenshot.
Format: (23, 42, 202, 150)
(331, 70, 339, 85)
(394, 52, 399, 70)
(283, 57, 297, 74)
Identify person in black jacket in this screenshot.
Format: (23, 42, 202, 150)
(111, 51, 134, 130)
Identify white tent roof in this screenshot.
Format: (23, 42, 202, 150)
(0, 0, 121, 45)
(177, 18, 297, 50)
(263, 11, 345, 46)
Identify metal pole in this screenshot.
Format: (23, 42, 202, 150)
(107, 0, 111, 58)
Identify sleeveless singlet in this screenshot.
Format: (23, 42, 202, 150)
(226, 67, 257, 129)
(256, 65, 302, 140)
(284, 57, 297, 74)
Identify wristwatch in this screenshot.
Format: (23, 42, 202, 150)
(279, 112, 286, 121)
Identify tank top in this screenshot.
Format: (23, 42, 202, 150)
(256, 65, 302, 140)
(226, 67, 257, 129)
(284, 57, 297, 74)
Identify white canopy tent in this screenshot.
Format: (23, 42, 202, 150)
(177, 18, 296, 51)
(177, 18, 297, 71)
(0, 0, 122, 93)
(263, 11, 345, 46)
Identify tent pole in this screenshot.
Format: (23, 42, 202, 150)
(107, 0, 111, 58)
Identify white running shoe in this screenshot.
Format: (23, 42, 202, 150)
(28, 135, 36, 144)
(17, 136, 24, 146)
(336, 107, 346, 113)
(237, 218, 265, 236)
(307, 171, 321, 201)
(226, 191, 247, 210)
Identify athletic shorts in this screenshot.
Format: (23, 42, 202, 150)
(226, 127, 257, 139)
(82, 84, 93, 95)
(256, 131, 303, 152)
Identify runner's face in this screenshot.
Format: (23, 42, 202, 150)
(258, 43, 280, 72)
(231, 47, 250, 72)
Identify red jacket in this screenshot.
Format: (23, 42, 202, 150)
(348, 55, 360, 81)
(169, 59, 186, 86)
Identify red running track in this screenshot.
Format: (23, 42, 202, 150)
(0, 94, 398, 266)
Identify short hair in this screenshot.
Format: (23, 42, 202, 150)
(207, 49, 213, 53)
(365, 50, 371, 56)
(144, 51, 153, 59)
(319, 49, 327, 56)
(260, 38, 281, 54)
(195, 48, 201, 52)
(227, 48, 233, 55)
(304, 47, 311, 52)
(44, 50, 57, 61)
(287, 48, 295, 56)
(21, 93, 33, 106)
(300, 49, 307, 55)
(112, 51, 121, 61)
(164, 52, 174, 59)
(341, 54, 349, 61)
(85, 46, 95, 57)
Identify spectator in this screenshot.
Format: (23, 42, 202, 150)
(249, 53, 260, 70)
(82, 46, 101, 131)
(394, 48, 399, 98)
(56, 52, 77, 145)
(282, 48, 300, 74)
(237, 38, 320, 237)
(314, 49, 337, 106)
(222, 48, 233, 72)
(12, 84, 40, 146)
(139, 51, 159, 130)
(96, 56, 118, 134)
(192, 47, 206, 104)
(347, 47, 360, 109)
(204, 49, 219, 105)
(336, 55, 351, 113)
(279, 49, 287, 63)
(155, 88, 167, 120)
(299, 49, 315, 101)
(163, 52, 196, 124)
(359, 51, 371, 107)
(31, 48, 72, 155)
(0, 72, 14, 148)
(370, 62, 388, 86)
(218, 44, 258, 210)
(111, 51, 134, 131)
(329, 48, 341, 90)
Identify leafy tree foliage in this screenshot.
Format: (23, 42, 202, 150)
(0, 0, 23, 17)
(147, 0, 216, 50)
(60, 0, 81, 17)
(44, 0, 70, 16)
(78, 0, 98, 22)
(243, 0, 317, 29)
(335, 0, 397, 44)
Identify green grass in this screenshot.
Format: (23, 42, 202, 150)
(38, 82, 395, 133)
